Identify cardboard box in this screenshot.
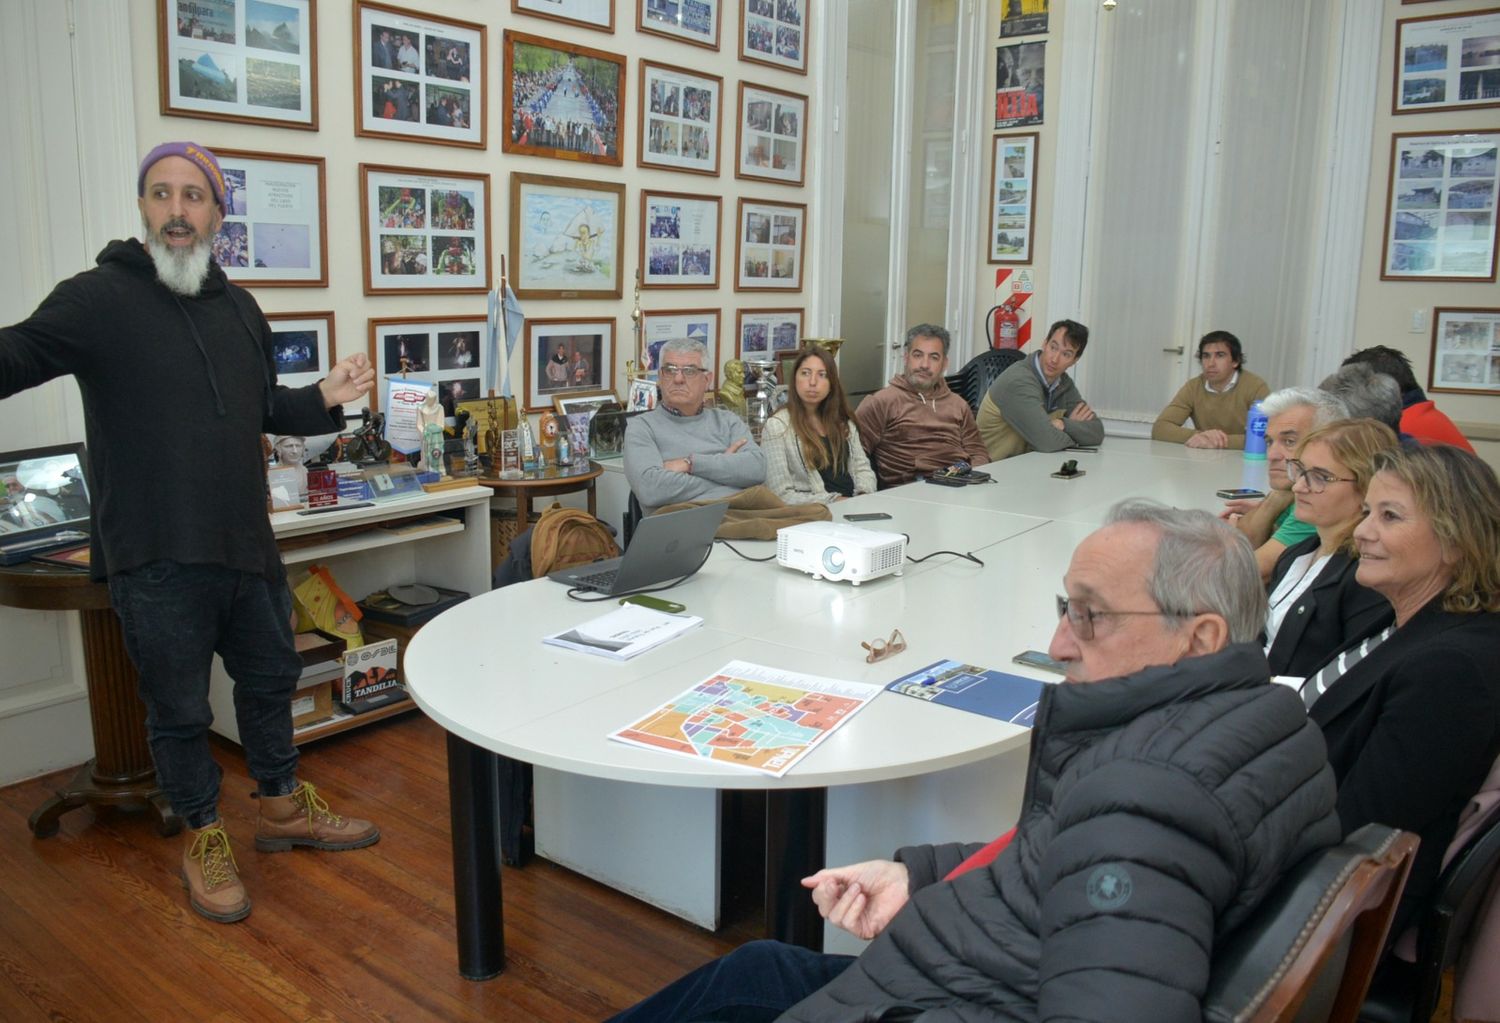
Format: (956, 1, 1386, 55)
(291, 674, 337, 729)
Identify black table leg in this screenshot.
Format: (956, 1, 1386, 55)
(445, 731, 504, 980)
(765, 787, 827, 951)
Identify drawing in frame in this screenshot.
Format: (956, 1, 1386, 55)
(735, 197, 806, 291)
(360, 164, 491, 295)
(638, 0, 721, 50)
(740, 0, 807, 75)
(524, 318, 617, 412)
(158, 0, 318, 129)
(640, 308, 721, 373)
(511, 172, 626, 300)
(512, 0, 615, 34)
(735, 307, 804, 364)
(736, 81, 807, 186)
(266, 311, 335, 394)
(211, 149, 328, 286)
(503, 30, 626, 168)
(1381, 130, 1499, 282)
(1393, 8, 1500, 115)
(368, 314, 486, 420)
(639, 61, 724, 177)
(989, 133, 1038, 264)
(1429, 307, 1500, 395)
(641, 190, 722, 290)
(354, 1, 485, 149)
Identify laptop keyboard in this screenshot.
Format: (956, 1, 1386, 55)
(574, 568, 619, 591)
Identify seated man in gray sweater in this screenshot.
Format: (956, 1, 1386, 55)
(977, 318, 1105, 460)
(624, 337, 765, 514)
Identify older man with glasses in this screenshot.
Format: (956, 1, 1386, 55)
(623, 336, 765, 514)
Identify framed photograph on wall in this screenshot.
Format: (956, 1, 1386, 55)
(266, 311, 334, 393)
(639, 0, 721, 50)
(360, 164, 491, 295)
(641, 190, 721, 289)
(1000, 0, 1049, 37)
(354, 1, 485, 149)
(510, 172, 626, 299)
(513, 0, 614, 34)
(1393, 8, 1500, 115)
(735, 308, 803, 363)
(524, 318, 617, 411)
(503, 30, 625, 167)
(735, 198, 805, 291)
(1429, 307, 1500, 395)
(640, 308, 721, 372)
(158, 0, 317, 129)
(740, 0, 807, 74)
(211, 149, 327, 286)
(988, 133, 1038, 264)
(639, 61, 724, 176)
(368, 315, 486, 420)
(995, 41, 1044, 128)
(1381, 130, 1499, 282)
(736, 82, 806, 186)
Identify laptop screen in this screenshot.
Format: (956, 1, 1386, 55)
(0, 443, 91, 546)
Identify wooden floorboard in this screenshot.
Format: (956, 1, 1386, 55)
(0, 713, 743, 1022)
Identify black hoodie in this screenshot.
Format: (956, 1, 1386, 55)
(0, 239, 343, 580)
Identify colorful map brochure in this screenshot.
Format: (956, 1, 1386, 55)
(610, 660, 881, 777)
(544, 604, 703, 661)
(886, 659, 1045, 726)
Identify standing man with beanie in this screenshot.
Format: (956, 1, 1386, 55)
(0, 142, 380, 923)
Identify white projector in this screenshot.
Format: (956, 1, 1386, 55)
(776, 521, 906, 585)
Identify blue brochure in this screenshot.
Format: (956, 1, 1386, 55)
(886, 659, 1044, 727)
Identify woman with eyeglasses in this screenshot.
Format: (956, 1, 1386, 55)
(1263, 419, 1398, 677)
(762, 346, 876, 504)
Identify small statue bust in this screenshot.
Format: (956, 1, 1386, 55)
(719, 359, 747, 413)
(272, 435, 307, 466)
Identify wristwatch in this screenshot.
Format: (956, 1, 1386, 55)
(685, 453, 694, 474)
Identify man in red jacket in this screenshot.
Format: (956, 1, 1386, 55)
(1342, 345, 1474, 452)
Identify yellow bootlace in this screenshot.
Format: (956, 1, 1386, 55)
(188, 824, 239, 888)
(293, 782, 346, 827)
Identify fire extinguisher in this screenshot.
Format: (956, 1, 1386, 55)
(995, 300, 1020, 349)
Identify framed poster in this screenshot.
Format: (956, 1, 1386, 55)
(626, 377, 658, 412)
(211, 149, 327, 286)
(1381, 131, 1499, 282)
(360, 164, 491, 295)
(641, 190, 722, 289)
(503, 30, 626, 167)
(735, 198, 805, 291)
(640, 308, 721, 372)
(524, 318, 617, 411)
(735, 308, 803, 363)
(1429, 307, 1500, 395)
(1394, 8, 1500, 115)
(736, 82, 807, 186)
(158, 0, 317, 129)
(988, 133, 1038, 264)
(513, 0, 615, 34)
(354, 1, 485, 149)
(554, 390, 620, 417)
(995, 41, 1044, 128)
(639, 61, 724, 176)
(639, 0, 721, 50)
(740, 0, 807, 75)
(265, 311, 334, 392)
(510, 172, 626, 299)
(368, 315, 486, 420)
(1000, 0, 1049, 38)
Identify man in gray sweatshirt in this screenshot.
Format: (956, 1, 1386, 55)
(978, 318, 1104, 460)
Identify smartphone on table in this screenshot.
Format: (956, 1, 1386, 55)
(844, 512, 893, 522)
(620, 594, 686, 614)
(1013, 649, 1067, 675)
(1215, 488, 1266, 500)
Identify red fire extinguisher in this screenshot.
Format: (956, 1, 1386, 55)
(994, 300, 1020, 349)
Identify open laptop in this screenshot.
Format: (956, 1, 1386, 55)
(548, 502, 728, 594)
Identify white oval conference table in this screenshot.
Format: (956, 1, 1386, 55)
(405, 439, 1265, 978)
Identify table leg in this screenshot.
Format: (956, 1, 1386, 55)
(445, 731, 505, 980)
(587, 481, 597, 519)
(764, 787, 827, 951)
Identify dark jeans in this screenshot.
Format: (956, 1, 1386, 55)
(606, 940, 855, 1023)
(108, 561, 302, 829)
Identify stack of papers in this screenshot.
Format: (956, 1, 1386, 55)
(544, 604, 703, 661)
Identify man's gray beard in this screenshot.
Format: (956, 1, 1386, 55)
(142, 220, 213, 296)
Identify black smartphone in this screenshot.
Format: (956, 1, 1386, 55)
(844, 512, 893, 521)
(1215, 488, 1266, 499)
(924, 474, 968, 487)
(1013, 649, 1066, 675)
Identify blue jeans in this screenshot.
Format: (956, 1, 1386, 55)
(606, 940, 855, 1022)
(108, 561, 302, 829)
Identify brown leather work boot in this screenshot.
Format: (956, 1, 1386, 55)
(181, 821, 251, 923)
(254, 782, 380, 853)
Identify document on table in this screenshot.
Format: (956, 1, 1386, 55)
(544, 604, 703, 661)
(885, 659, 1043, 726)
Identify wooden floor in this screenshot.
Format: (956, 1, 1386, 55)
(0, 713, 742, 1022)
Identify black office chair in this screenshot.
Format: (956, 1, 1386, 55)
(944, 348, 1027, 413)
(1360, 807, 1500, 1023)
(622, 492, 644, 550)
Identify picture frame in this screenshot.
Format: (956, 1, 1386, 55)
(1428, 307, 1500, 395)
(736, 82, 807, 186)
(639, 61, 724, 177)
(503, 30, 626, 167)
(1381, 131, 1499, 282)
(368, 315, 486, 421)
(995, 41, 1045, 129)
(640, 308, 721, 372)
(354, 1, 485, 149)
(735, 197, 806, 291)
(554, 390, 621, 418)
(524, 318, 617, 412)
(739, 0, 807, 75)
(1000, 0, 1049, 38)
(638, 0, 721, 50)
(988, 133, 1038, 264)
(734, 308, 804, 363)
(510, 172, 626, 299)
(1393, 8, 1500, 115)
(626, 377, 659, 412)
(513, 0, 615, 34)
(211, 149, 328, 286)
(641, 191, 722, 289)
(266, 311, 335, 393)
(158, 0, 318, 130)
(360, 164, 491, 295)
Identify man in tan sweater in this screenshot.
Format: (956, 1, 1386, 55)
(1151, 331, 1269, 449)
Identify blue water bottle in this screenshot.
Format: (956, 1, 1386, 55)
(1244, 401, 1268, 460)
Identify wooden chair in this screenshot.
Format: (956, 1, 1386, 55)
(1203, 824, 1418, 1023)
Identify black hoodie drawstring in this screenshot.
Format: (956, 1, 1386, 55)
(170, 293, 227, 416)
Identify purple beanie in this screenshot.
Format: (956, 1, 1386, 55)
(137, 142, 228, 215)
